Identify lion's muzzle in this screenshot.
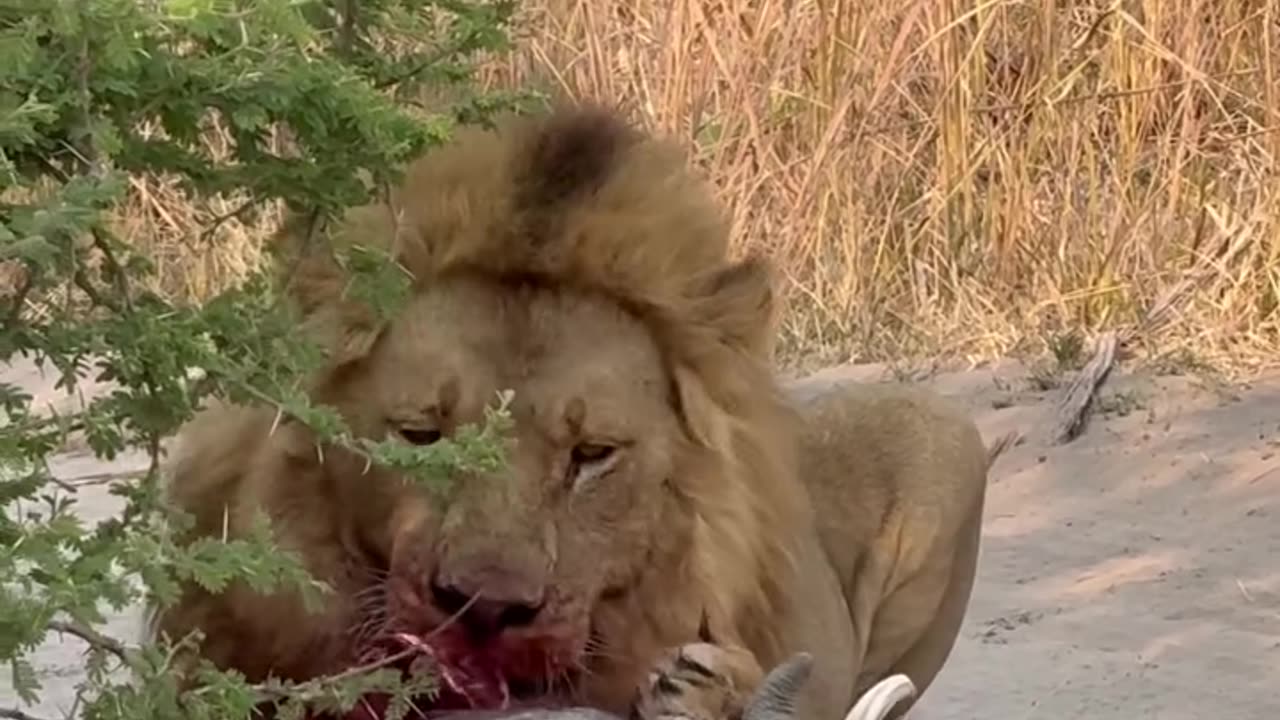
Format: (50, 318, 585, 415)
(429, 560, 549, 640)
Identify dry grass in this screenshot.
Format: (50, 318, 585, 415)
(107, 120, 287, 303)
(115, 0, 1280, 374)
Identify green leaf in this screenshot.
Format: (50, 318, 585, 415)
(9, 657, 41, 705)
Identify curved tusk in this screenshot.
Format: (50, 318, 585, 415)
(843, 674, 916, 720)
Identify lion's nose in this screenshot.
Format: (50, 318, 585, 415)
(428, 570, 546, 639)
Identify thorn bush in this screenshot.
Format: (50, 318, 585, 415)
(0, 1, 530, 718)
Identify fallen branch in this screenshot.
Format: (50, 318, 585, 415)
(1049, 331, 1118, 445)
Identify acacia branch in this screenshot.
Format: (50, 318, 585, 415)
(0, 708, 54, 720)
(373, 44, 458, 90)
(198, 198, 260, 243)
(71, 263, 117, 312)
(47, 619, 129, 663)
(202, 587, 482, 706)
(337, 0, 359, 57)
(89, 230, 131, 312)
(71, 0, 100, 176)
(5, 269, 34, 325)
(245, 645, 420, 704)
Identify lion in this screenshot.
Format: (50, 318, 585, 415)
(149, 104, 1003, 720)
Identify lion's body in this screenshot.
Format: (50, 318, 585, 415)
(150, 105, 995, 720)
(787, 379, 988, 718)
(636, 379, 991, 720)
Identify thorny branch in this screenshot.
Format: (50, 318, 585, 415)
(89, 230, 131, 312)
(337, 0, 360, 56)
(239, 646, 422, 704)
(373, 45, 460, 90)
(197, 198, 260, 243)
(239, 589, 482, 704)
(47, 619, 130, 662)
(5, 269, 34, 324)
(71, 265, 117, 312)
(3, 2, 520, 718)
(0, 708, 53, 720)
(2, 618, 430, 720)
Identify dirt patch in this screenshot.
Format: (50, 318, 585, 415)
(898, 359, 1280, 719)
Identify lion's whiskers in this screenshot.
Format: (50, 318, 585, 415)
(345, 577, 399, 659)
(580, 633, 626, 663)
(352, 580, 389, 604)
(580, 648, 626, 664)
(553, 667, 578, 699)
(349, 613, 389, 644)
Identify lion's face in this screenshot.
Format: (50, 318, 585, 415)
(228, 106, 808, 713)
(316, 273, 701, 702)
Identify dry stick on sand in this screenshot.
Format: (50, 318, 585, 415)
(1044, 205, 1265, 446)
(1048, 331, 1118, 445)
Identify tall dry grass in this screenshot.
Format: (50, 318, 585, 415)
(117, 0, 1280, 373)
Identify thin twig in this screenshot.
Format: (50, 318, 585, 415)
(47, 619, 129, 662)
(89, 230, 131, 311)
(255, 646, 421, 702)
(277, 206, 325, 301)
(373, 45, 459, 90)
(245, 590, 481, 703)
(71, 0, 102, 175)
(64, 468, 149, 487)
(71, 267, 117, 312)
(43, 474, 78, 494)
(0, 415, 86, 442)
(5, 270, 34, 325)
(198, 198, 259, 243)
(0, 708, 54, 720)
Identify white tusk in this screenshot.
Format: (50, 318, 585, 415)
(843, 674, 917, 720)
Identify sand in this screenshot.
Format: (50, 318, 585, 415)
(3, 354, 1278, 718)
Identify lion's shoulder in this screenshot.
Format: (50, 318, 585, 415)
(164, 401, 277, 532)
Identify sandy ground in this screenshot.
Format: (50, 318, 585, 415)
(3, 354, 1278, 718)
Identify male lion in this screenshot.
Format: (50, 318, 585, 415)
(151, 105, 1000, 720)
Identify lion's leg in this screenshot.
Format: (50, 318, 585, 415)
(632, 642, 765, 720)
(876, 500, 981, 718)
(852, 498, 982, 719)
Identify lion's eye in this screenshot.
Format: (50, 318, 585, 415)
(571, 443, 615, 465)
(399, 427, 442, 446)
(568, 442, 621, 490)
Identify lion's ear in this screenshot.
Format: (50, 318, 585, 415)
(671, 257, 779, 448)
(687, 257, 778, 360)
(271, 208, 389, 365)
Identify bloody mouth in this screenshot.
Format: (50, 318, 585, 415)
(314, 630, 577, 720)
(314, 564, 589, 720)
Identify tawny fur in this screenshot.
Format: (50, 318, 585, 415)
(150, 104, 996, 720)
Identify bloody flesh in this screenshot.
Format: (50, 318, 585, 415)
(318, 632, 513, 720)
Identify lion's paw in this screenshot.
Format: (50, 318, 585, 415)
(631, 642, 765, 720)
